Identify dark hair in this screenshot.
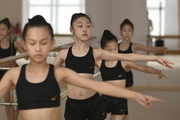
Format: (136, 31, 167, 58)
(0, 18, 11, 29)
(70, 13, 92, 27)
(120, 19, 134, 30)
(22, 15, 54, 40)
(100, 30, 118, 49)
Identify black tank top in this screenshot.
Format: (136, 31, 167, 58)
(16, 64, 60, 110)
(65, 46, 95, 74)
(0, 41, 16, 59)
(100, 60, 126, 81)
(118, 42, 133, 53)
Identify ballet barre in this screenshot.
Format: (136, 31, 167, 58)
(0, 42, 74, 64)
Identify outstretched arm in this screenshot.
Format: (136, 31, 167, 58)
(57, 67, 164, 108)
(123, 61, 166, 79)
(133, 43, 168, 54)
(94, 49, 174, 69)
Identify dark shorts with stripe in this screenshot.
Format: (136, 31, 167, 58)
(64, 93, 107, 120)
(101, 95, 128, 115)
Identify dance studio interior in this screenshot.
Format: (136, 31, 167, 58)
(0, 0, 180, 120)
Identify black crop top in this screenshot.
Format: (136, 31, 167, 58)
(100, 60, 126, 81)
(118, 42, 133, 53)
(65, 46, 95, 74)
(0, 41, 16, 59)
(16, 64, 60, 110)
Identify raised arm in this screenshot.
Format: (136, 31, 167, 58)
(123, 61, 166, 79)
(94, 49, 174, 69)
(14, 41, 29, 60)
(56, 67, 164, 108)
(133, 43, 168, 54)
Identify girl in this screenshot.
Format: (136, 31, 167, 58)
(0, 15, 165, 120)
(0, 18, 28, 120)
(96, 30, 166, 120)
(119, 19, 168, 88)
(53, 13, 173, 120)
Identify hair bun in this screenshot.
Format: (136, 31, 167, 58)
(29, 15, 47, 23)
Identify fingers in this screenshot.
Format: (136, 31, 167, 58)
(145, 95, 165, 103)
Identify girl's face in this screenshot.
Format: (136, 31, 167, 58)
(70, 17, 92, 42)
(0, 23, 10, 40)
(23, 27, 54, 63)
(103, 41, 118, 54)
(120, 24, 134, 41)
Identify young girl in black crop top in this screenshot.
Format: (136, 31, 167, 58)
(0, 15, 168, 120)
(119, 19, 168, 88)
(0, 18, 28, 120)
(53, 13, 174, 120)
(96, 30, 166, 120)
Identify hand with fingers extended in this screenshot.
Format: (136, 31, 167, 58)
(135, 94, 164, 108)
(156, 57, 174, 69)
(157, 70, 166, 79)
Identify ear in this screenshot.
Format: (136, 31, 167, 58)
(50, 39, 55, 50)
(22, 40, 27, 51)
(70, 27, 74, 34)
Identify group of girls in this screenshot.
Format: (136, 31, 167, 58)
(0, 13, 174, 120)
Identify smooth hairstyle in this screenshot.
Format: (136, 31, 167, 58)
(70, 13, 92, 27)
(100, 30, 118, 49)
(120, 19, 134, 30)
(22, 15, 54, 40)
(0, 18, 11, 29)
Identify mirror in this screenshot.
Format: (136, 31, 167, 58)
(0, 0, 21, 120)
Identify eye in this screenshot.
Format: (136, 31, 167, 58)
(78, 26, 82, 28)
(41, 42, 47, 45)
(29, 42, 35, 45)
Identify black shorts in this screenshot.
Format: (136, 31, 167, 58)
(64, 93, 107, 120)
(101, 95, 128, 115)
(126, 70, 133, 88)
(0, 70, 8, 80)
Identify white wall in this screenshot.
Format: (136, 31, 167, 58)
(164, 0, 180, 50)
(86, 0, 148, 86)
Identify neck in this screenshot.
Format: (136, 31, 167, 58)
(28, 61, 49, 72)
(122, 39, 131, 44)
(0, 37, 9, 42)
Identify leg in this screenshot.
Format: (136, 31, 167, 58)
(110, 115, 124, 120)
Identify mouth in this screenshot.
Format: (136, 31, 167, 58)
(83, 34, 88, 36)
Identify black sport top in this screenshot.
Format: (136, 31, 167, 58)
(16, 64, 60, 110)
(118, 42, 133, 53)
(100, 60, 126, 81)
(65, 46, 95, 74)
(0, 41, 16, 59)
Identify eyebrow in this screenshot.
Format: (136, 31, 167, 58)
(77, 21, 90, 24)
(28, 38, 48, 41)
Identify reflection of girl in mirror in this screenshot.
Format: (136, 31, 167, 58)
(118, 19, 168, 88)
(0, 18, 28, 120)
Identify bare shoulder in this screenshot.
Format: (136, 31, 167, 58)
(5, 66, 22, 84)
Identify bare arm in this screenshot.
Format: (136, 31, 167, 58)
(14, 41, 29, 60)
(53, 49, 67, 66)
(56, 67, 164, 108)
(133, 43, 168, 54)
(94, 49, 174, 69)
(123, 61, 166, 79)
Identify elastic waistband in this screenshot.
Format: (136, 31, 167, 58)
(67, 93, 100, 103)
